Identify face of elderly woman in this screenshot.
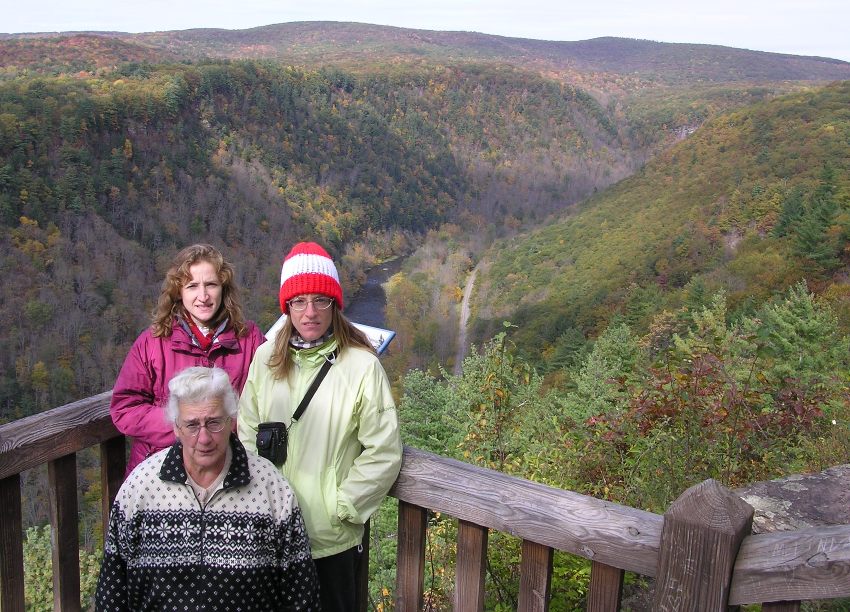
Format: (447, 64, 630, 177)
(173, 396, 231, 485)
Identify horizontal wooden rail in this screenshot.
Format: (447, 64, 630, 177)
(0, 391, 124, 612)
(389, 446, 662, 577)
(730, 524, 850, 604)
(0, 391, 116, 480)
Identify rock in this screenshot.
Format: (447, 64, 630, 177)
(734, 464, 850, 534)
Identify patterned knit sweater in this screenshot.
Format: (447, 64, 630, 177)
(95, 435, 320, 611)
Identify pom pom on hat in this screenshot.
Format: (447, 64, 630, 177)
(279, 242, 344, 314)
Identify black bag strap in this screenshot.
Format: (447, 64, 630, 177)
(292, 350, 337, 422)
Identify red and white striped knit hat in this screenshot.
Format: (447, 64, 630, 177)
(279, 242, 344, 314)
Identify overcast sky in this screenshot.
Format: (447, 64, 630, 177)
(3, 0, 849, 62)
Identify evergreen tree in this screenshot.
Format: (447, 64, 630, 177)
(564, 323, 642, 421)
(794, 196, 839, 272)
(747, 281, 849, 389)
(548, 326, 586, 372)
(792, 165, 841, 274)
(773, 186, 804, 237)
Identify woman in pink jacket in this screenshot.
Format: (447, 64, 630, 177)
(110, 244, 266, 475)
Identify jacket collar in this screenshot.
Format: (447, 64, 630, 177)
(159, 433, 252, 489)
(172, 317, 240, 352)
(290, 337, 339, 367)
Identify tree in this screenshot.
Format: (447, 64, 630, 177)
(398, 326, 587, 609)
(747, 281, 848, 390)
(398, 368, 459, 454)
(773, 186, 804, 237)
(563, 323, 642, 422)
(792, 166, 841, 274)
(793, 194, 840, 273)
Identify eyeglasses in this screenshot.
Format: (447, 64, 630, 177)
(288, 296, 334, 311)
(178, 416, 230, 436)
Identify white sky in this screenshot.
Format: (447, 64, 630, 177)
(2, 0, 849, 62)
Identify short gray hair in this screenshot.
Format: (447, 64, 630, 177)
(165, 366, 238, 424)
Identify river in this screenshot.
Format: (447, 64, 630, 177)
(344, 257, 405, 329)
(347, 256, 476, 368)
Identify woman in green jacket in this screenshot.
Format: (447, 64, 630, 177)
(238, 241, 402, 612)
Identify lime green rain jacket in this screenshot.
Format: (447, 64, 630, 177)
(237, 338, 402, 559)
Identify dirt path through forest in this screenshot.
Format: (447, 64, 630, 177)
(454, 262, 480, 375)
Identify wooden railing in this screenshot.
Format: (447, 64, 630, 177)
(0, 392, 125, 611)
(1, 394, 850, 611)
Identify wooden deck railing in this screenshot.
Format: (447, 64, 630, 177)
(1, 393, 849, 611)
(0, 392, 125, 611)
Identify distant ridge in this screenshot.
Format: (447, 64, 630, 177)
(2, 21, 849, 84)
(0, 33, 179, 70)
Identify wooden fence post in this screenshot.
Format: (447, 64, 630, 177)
(587, 561, 624, 611)
(100, 436, 126, 537)
(49, 453, 81, 611)
(653, 478, 753, 611)
(395, 500, 427, 611)
(0, 474, 24, 612)
(455, 520, 488, 611)
(517, 539, 553, 612)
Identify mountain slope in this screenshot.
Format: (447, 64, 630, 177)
(0, 57, 645, 416)
(471, 80, 850, 361)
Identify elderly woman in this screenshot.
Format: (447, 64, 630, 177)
(238, 241, 402, 612)
(111, 243, 265, 475)
(96, 366, 319, 611)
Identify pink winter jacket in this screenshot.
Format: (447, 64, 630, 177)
(110, 319, 266, 475)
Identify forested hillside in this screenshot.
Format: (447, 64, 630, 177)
(0, 57, 644, 419)
(471, 79, 850, 365)
(2, 23, 848, 421)
(0, 34, 177, 74)
(0, 61, 455, 417)
(7, 23, 850, 82)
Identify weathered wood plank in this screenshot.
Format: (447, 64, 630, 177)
(729, 524, 850, 604)
(0, 391, 117, 480)
(100, 435, 126, 535)
(395, 501, 426, 611)
(518, 539, 553, 611)
(389, 446, 662, 576)
(0, 474, 25, 612)
(49, 454, 81, 612)
(455, 520, 488, 611)
(653, 479, 753, 611)
(587, 561, 624, 611)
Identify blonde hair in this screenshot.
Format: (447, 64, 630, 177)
(150, 244, 249, 338)
(268, 306, 374, 378)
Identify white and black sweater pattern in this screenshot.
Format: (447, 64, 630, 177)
(95, 435, 320, 611)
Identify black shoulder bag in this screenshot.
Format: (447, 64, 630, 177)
(256, 351, 336, 467)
